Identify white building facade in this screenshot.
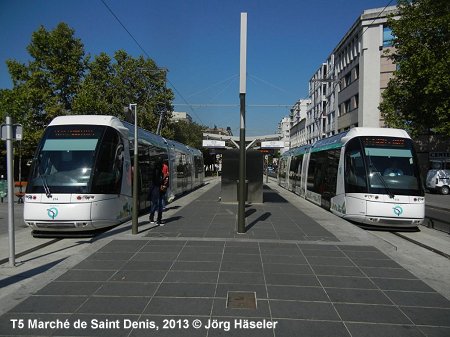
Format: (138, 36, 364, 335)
(277, 116, 291, 154)
(171, 111, 193, 123)
(304, 6, 398, 144)
(289, 99, 310, 148)
(278, 6, 398, 150)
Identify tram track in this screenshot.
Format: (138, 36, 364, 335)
(423, 204, 450, 234)
(392, 231, 450, 260)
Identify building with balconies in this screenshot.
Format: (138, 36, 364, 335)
(289, 99, 310, 148)
(304, 6, 398, 144)
(277, 116, 291, 154)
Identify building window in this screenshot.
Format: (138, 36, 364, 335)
(344, 99, 351, 113)
(354, 65, 359, 80)
(383, 26, 394, 47)
(343, 72, 352, 89)
(352, 94, 359, 110)
(339, 99, 352, 116)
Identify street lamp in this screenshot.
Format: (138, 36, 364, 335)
(130, 103, 138, 235)
(238, 13, 247, 234)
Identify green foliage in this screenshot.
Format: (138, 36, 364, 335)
(72, 50, 174, 134)
(170, 120, 206, 149)
(380, 0, 450, 136)
(0, 22, 177, 172)
(1, 23, 87, 159)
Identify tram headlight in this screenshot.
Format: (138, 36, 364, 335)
(364, 194, 379, 200)
(76, 195, 95, 201)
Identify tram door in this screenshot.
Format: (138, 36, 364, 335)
(307, 149, 340, 210)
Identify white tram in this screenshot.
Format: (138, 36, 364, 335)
(24, 115, 204, 236)
(278, 128, 425, 229)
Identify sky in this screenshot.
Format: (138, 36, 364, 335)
(0, 0, 395, 136)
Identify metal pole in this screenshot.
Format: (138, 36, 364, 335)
(156, 69, 167, 135)
(237, 13, 247, 234)
(6, 116, 15, 266)
(131, 104, 139, 234)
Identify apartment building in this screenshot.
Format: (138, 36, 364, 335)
(304, 6, 398, 144)
(277, 116, 291, 154)
(170, 111, 193, 123)
(289, 99, 310, 148)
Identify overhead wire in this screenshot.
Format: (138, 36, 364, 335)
(361, 0, 396, 38)
(311, 0, 396, 131)
(187, 74, 239, 99)
(100, 0, 150, 59)
(99, 0, 204, 125)
(248, 73, 293, 95)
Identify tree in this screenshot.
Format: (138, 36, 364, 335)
(0, 22, 87, 159)
(380, 0, 450, 136)
(1, 22, 175, 171)
(170, 120, 206, 149)
(73, 50, 174, 135)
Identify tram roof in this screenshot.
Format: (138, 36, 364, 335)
(50, 114, 124, 129)
(311, 127, 411, 152)
(49, 115, 202, 155)
(49, 115, 129, 138)
(341, 127, 411, 141)
(283, 127, 411, 156)
(289, 144, 311, 156)
(310, 130, 350, 152)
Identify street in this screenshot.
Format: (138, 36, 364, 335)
(424, 193, 450, 233)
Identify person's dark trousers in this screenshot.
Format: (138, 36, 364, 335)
(150, 192, 166, 224)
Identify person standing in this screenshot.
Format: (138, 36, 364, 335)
(149, 162, 169, 226)
(161, 160, 169, 210)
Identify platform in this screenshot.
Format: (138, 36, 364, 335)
(0, 178, 449, 336)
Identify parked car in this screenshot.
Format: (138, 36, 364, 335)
(426, 169, 450, 195)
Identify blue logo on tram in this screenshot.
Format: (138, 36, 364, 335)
(392, 205, 403, 217)
(47, 207, 58, 220)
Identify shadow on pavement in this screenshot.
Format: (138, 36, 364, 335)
(0, 258, 66, 288)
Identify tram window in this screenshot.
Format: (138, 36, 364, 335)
(325, 149, 340, 197)
(176, 152, 186, 177)
(92, 128, 123, 194)
(277, 158, 286, 186)
(194, 156, 204, 177)
(308, 149, 339, 198)
(364, 145, 420, 193)
(295, 155, 303, 182)
(138, 146, 152, 193)
(290, 157, 300, 181)
(345, 139, 367, 193)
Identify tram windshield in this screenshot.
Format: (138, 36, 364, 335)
(345, 136, 424, 196)
(362, 137, 423, 196)
(27, 125, 124, 194)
